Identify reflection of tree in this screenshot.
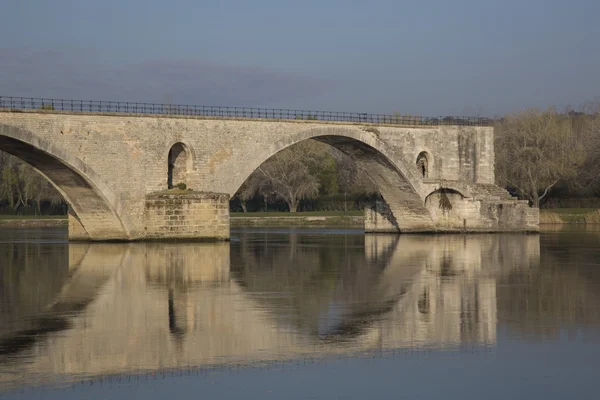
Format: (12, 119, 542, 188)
(497, 229, 600, 339)
(0, 240, 69, 337)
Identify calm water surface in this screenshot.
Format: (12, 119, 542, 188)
(1, 226, 600, 399)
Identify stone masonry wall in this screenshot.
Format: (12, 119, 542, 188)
(367, 195, 538, 233)
(424, 193, 538, 232)
(68, 210, 90, 240)
(365, 200, 401, 233)
(144, 192, 229, 240)
(378, 126, 495, 185)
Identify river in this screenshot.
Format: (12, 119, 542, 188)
(0, 226, 599, 399)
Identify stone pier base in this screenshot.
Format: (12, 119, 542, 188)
(143, 191, 230, 241)
(365, 200, 401, 233)
(68, 210, 90, 241)
(366, 195, 539, 234)
(425, 191, 539, 233)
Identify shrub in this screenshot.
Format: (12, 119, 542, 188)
(363, 126, 380, 135)
(584, 210, 600, 224)
(539, 210, 563, 224)
(175, 182, 187, 190)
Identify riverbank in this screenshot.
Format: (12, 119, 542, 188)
(231, 212, 363, 228)
(0, 213, 365, 229)
(2, 209, 599, 229)
(539, 209, 600, 224)
(0, 217, 67, 227)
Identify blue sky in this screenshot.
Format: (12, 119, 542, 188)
(1, 0, 599, 116)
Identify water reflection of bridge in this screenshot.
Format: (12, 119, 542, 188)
(0, 233, 540, 386)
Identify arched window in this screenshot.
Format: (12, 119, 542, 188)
(168, 143, 190, 189)
(416, 151, 429, 178)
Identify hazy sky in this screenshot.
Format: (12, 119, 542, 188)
(1, 0, 599, 116)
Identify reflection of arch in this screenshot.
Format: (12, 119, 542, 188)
(229, 127, 434, 231)
(416, 151, 430, 178)
(0, 124, 130, 240)
(167, 142, 193, 189)
(418, 287, 430, 316)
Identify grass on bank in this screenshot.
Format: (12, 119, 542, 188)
(0, 214, 67, 220)
(231, 210, 364, 218)
(0, 211, 363, 220)
(540, 208, 600, 224)
(584, 210, 600, 223)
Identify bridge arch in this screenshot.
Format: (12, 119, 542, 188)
(0, 124, 131, 240)
(230, 126, 435, 231)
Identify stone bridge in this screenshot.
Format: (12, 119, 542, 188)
(0, 107, 538, 240)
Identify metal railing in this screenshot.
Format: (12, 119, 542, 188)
(0, 96, 493, 126)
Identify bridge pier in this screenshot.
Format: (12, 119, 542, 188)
(68, 210, 90, 241)
(68, 192, 230, 242)
(366, 194, 538, 233)
(143, 192, 230, 241)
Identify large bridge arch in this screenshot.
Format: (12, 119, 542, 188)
(0, 124, 131, 240)
(229, 126, 435, 231)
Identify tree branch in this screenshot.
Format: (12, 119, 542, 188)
(539, 179, 559, 202)
(505, 178, 532, 201)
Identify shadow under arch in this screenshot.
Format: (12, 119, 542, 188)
(424, 187, 467, 203)
(0, 124, 131, 240)
(230, 126, 435, 231)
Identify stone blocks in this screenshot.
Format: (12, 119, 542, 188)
(365, 200, 400, 233)
(144, 191, 230, 241)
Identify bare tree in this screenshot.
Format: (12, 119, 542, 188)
(234, 172, 266, 212)
(330, 148, 377, 192)
(575, 104, 600, 188)
(0, 151, 63, 214)
(256, 141, 321, 212)
(330, 149, 355, 214)
(329, 148, 377, 212)
(495, 108, 586, 207)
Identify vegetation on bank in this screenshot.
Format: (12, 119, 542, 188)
(0, 214, 67, 220)
(0, 151, 65, 215)
(539, 208, 600, 224)
(495, 105, 600, 208)
(231, 210, 364, 217)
